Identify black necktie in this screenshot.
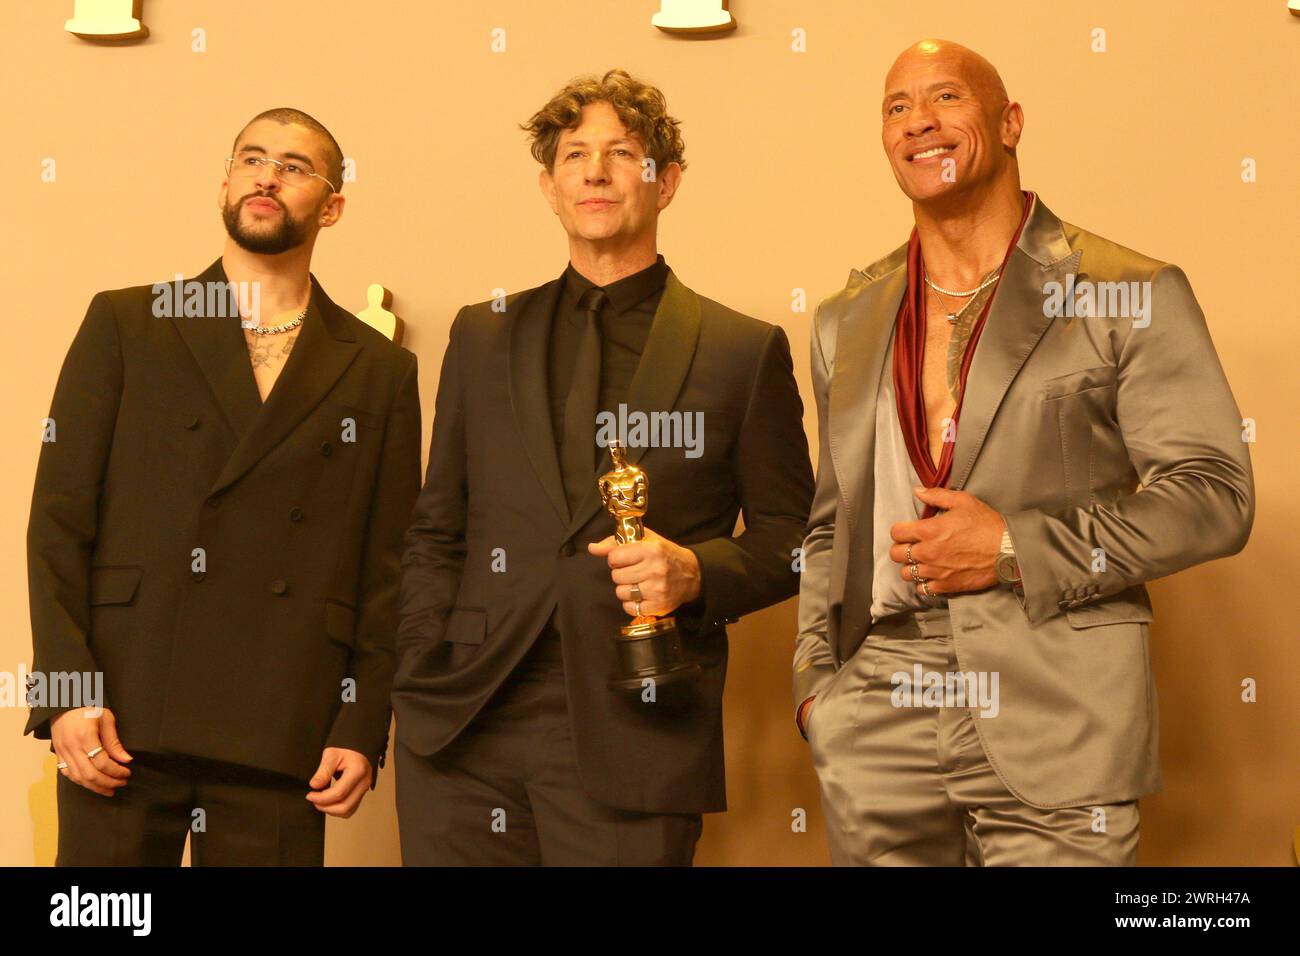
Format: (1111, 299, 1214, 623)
(561, 287, 608, 518)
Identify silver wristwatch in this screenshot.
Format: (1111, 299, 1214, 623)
(995, 528, 1022, 589)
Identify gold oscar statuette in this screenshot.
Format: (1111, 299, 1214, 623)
(597, 441, 701, 691)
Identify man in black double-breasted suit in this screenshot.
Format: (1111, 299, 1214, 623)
(393, 71, 814, 865)
(26, 108, 421, 865)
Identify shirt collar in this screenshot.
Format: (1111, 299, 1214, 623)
(561, 254, 670, 317)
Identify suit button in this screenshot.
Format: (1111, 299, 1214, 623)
(184, 415, 200, 430)
(270, 579, 288, 596)
(320, 441, 333, 458)
(289, 507, 304, 522)
(206, 496, 221, 509)
(560, 542, 575, 557)
(192, 570, 206, 582)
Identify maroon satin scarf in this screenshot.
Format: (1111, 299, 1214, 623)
(892, 191, 1034, 518)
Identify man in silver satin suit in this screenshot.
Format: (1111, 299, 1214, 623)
(793, 39, 1254, 865)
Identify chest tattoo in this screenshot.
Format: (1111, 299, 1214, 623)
(944, 283, 996, 400)
(245, 331, 298, 369)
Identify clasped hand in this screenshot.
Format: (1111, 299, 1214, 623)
(588, 527, 701, 618)
(887, 486, 1005, 597)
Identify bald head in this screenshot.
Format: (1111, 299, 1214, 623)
(880, 39, 1023, 207)
(884, 39, 1009, 118)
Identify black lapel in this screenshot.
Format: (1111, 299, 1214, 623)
(507, 277, 569, 527)
(564, 271, 702, 538)
(170, 258, 263, 441)
(208, 272, 360, 497)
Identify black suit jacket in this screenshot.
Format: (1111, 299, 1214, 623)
(394, 270, 813, 814)
(25, 258, 422, 786)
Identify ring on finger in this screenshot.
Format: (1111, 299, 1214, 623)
(86, 746, 104, 759)
(906, 543, 914, 564)
(56, 761, 68, 770)
(908, 562, 923, 582)
(921, 580, 935, 599)
(630, 583, 642, 603)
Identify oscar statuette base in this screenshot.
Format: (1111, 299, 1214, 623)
(609, 616, 701, 691)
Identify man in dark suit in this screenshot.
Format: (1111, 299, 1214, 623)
(26, 107, 421, 865)
(394, 69, 814, 865)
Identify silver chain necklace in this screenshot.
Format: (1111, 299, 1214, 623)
(924, 268, 1002, 298)
(925, 268, 1002, 324)
(245, 307, 307, 336)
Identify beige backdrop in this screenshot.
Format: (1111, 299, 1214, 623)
(2, 0, 1296, 866)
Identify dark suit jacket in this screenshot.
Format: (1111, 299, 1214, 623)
(394, 270, 814, 814)
(25, 258, 422, 786)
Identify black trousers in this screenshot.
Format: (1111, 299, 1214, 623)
(396, 629, 703, 866)
(56, 751, 325, 866)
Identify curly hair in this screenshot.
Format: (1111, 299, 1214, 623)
(521, 69, 686, 172)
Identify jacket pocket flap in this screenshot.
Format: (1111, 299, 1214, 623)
(325, 600, 357, 648)
(333, 402, 384, 430)
(89, 566, 143, 606)
(1066, 599, 1153, 629)
(1044, 364, 1118, 400)
(445, 607, 487, 645)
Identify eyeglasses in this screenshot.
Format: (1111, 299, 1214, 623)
(225, 155, 337, 193)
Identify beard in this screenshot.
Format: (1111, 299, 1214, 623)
(222, 192, 311, 254)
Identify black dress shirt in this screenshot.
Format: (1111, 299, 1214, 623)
(547, 254, 670, 447)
